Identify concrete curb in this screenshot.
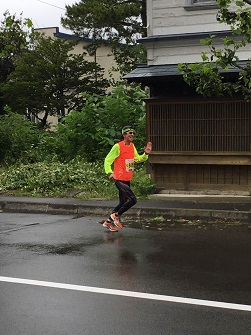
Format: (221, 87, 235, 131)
(1, 199, 250, 224)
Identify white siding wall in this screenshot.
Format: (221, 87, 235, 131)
(148, 0, 225, 36)
(145, 0, 247, 65)
(146, 37, 251, 65)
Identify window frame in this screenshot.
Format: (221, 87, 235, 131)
(184, 0, 218, 11)
(192, 0, 216, 3)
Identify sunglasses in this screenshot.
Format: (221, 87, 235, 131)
(126, 131, 135, 135)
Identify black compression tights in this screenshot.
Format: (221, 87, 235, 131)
(112, 180, 137, 216)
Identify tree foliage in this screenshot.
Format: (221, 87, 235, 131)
(1, 33, 109, 128)
(178, 0, 251, 101)
(111, 40, 147, 76)
(61, 0, 147, 75)
(54, 84, 148, 162)
(0, 84, 148, 165)
(62, 0, 146, 42)
(0, 11, 33, 81)
(0, 11, 33, 113)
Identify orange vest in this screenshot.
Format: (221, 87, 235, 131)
(114, 141, 135, 181)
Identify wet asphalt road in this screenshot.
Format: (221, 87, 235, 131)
(0, 213, 250, 335)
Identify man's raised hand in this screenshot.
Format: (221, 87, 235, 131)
(144, 142, 152, 154)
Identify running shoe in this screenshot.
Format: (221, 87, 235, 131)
(103, 220, 118, 232)
(110, 213, 123, 229)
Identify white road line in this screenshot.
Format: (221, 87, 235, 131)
(0, 276, 250, 312)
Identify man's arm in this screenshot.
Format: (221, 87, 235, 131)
(104, 143, 120, 176)
(144, 142, 152, 155)
(134, 142, 152, 163)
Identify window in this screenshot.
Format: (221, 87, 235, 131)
(185, 0, 218, 11)
(148, 100, 251, 152)
(192, 0, 215, 2)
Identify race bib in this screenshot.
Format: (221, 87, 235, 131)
(125, 159, 134, 172)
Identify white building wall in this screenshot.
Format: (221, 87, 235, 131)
(145, 0, 247, 65)
(149, 0, 225, 35)
(146, 37, 251, 65)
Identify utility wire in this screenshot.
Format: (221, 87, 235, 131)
(36, 0, 66, 10)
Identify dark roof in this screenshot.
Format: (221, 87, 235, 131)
(137, 30, 233, 44)
(124, 64, 180, 82)
(35, 27, 92, 43)
(124, 62, 245, 83)
(54, 27, 92, 42)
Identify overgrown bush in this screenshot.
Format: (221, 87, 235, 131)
(0, 159, 154, 199)
(0, 84, 149, 165)
(0, 111, 42, 165)
(0, 84, 154, 200)
(55, 84, 148, 162)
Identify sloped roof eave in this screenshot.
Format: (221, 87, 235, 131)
(124, 62, 246, 83)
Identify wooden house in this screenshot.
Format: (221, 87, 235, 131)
(125, 0, 251, 194)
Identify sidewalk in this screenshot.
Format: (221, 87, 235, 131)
(0, 194, 251, 224)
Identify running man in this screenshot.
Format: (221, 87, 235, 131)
(103, 125, 152, 231)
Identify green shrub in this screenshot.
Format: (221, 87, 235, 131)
(0, 159, 154, 199)
(0, 84, 149, 165)
(55, 84, 148, 162)
(0, 111, 42, 165)
(132, 165, 155, 198)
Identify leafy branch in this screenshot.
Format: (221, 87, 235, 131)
(179, 0, 251, 101)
